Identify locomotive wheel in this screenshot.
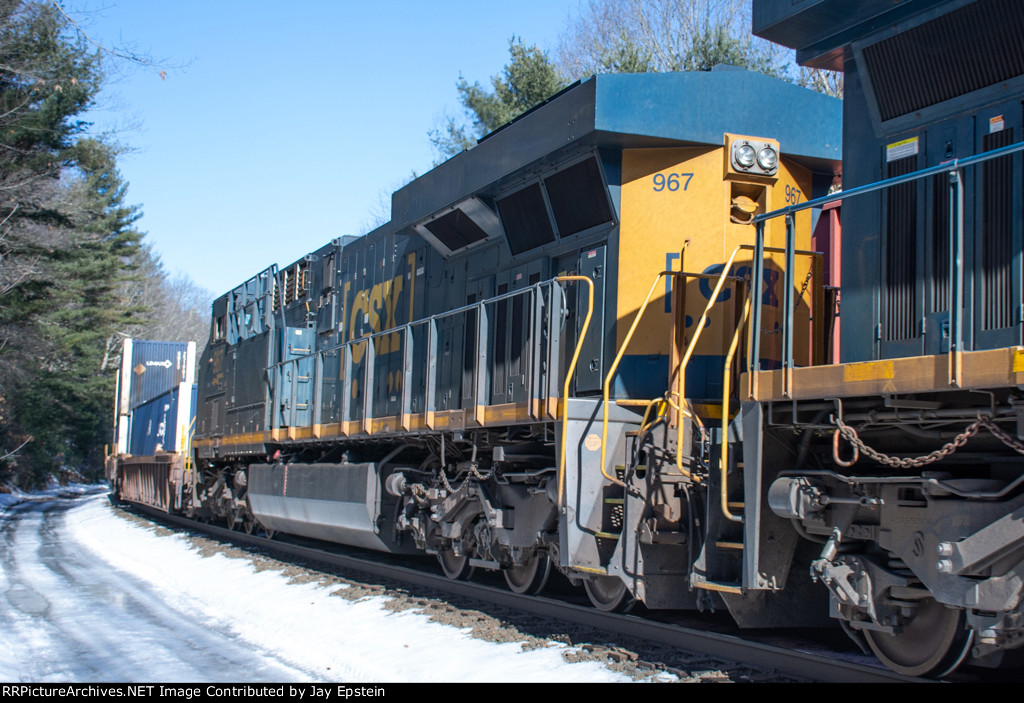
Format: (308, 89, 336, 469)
(228, 508, 252, 532)
(503, 553, 552, 595)
(863, 598, 973, 677)
(583, 574, 635, 613)
(438, 549, 475, 580)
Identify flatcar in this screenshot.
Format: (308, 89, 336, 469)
(106, 339, 196, 512)
(105, 0, 1024, 678)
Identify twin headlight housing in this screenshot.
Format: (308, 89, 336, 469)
(729, 138, 779, 177)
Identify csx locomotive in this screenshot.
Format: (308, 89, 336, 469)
(108, 0, 1024, 677)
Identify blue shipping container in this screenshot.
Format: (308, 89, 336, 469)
(128, 340, 194, 410)
(127, 385, 197, 456)
(129, 390, 175, 456)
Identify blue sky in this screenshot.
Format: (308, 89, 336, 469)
(79, 1, 579, 295)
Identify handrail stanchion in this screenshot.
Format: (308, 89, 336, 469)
(555, 276, 594, 510)
(474, 301, 489, 426)
(425, 318, 438, 430)
(314, 352, 324, 435)
(289, 359, 298, 431)
(782, 214, 796, 399)
(950, 168, 965, 388)
(362, 337, 374, 435)
(401, 325, 414, 431)
(602, 272, 674, 489)
(673, 246, 746, 480)
(529, 286, 544, 420)
(546, 281, 564, 420)
(340, 342, 352, 436)
(720, 290, 752, 523)
(748, 221, 766, 400)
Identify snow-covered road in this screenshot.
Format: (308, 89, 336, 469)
(0, 492, 316, 682)
(0, 489, 636, 683)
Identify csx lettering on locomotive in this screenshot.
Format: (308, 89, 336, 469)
(107, 0, 1024, 678)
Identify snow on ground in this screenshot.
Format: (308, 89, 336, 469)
(2, 489, 636, 683)
(0, 482, 96, 510)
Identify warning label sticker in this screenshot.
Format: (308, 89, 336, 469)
(886, 136, 919, 162)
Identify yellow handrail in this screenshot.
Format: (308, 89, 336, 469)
(719, 292, 751, 523)
(636, 397, 668, 438)
(597, 258, 746, 486)
(557, 276, 594, 510)
(601, 271, 677, 488)
(673, 245, 746, 478)
(577, 241, 823, 505)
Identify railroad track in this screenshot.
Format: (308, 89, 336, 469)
(118, 501, 922, 683)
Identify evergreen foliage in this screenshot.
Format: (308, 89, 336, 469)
(431, 1, 842, 161)
(0, 2, 158, 488)
(682, 23, 785, 77)
(593, 33, 655, 74)
(429, 39, 567, 162)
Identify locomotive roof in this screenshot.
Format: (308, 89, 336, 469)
(390, 70, 841, 234)
(752, 0, 961, 70)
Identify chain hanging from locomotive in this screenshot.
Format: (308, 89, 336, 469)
(750, 0, 1024, 677)
(108, 2, 1024, 677)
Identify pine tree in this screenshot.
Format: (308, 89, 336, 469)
(0, 2, 145, 487)
(5, 140, 145, 485)
(429, 38, 567, 162)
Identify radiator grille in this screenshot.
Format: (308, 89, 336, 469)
(424, 209, 488, 252)
(863, 0, 1024, 122)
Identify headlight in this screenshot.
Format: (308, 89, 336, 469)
(735, 143, 756, 169)
(756, 146, 778, 173)
(725, 134, 781, 179)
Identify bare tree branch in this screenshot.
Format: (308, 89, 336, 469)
(556, 0, 796, 85)
(0, 436, 32, 461)
(47, 0, 154, 66)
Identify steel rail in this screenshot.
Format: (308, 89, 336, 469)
(126, 502, 920, 684)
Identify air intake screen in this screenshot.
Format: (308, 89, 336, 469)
(929, 174, 950, 313)
(544, 158, 613, 237)
(982, 128, 1014, 330)
(424, 209, 489, 252)
(497, 184, 556, 256)
(863, 0, 1024, 122)
(884, 155, 918, 341)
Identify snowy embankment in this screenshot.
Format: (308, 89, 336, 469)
(0, 489, 638, 683)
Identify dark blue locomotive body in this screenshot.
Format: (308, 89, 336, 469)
(107, 1, 1024, 678)
(749, 0, 1024, 676)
